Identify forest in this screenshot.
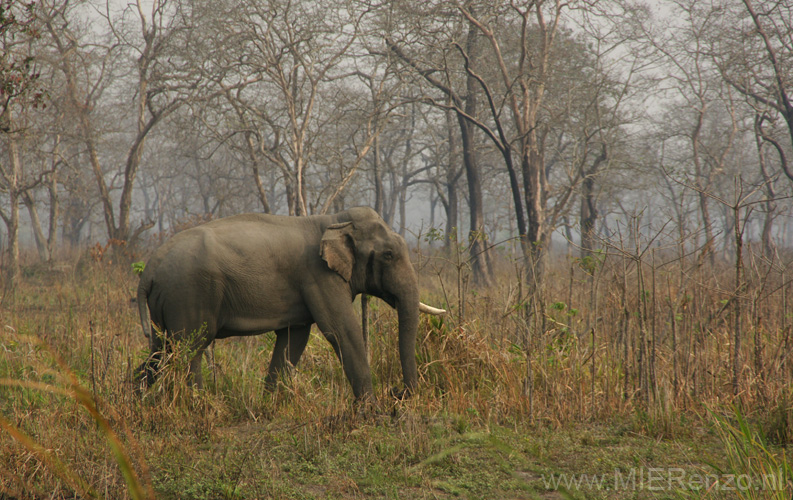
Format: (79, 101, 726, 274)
(2, 0, 793, 498)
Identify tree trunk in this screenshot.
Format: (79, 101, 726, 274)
(295, 157, 308, 216)
(63, 198, 89, 247)
(732, 203, 743, 396)
(252, 165, 271, 214)
(460, 21, 493, 286)
(761, 205, 775, 260)
(115, 128, 146, 241)
(580, 145, 606, 258)
(244, 131, 271, 213)
(522, 128, 547, 289)
(756, 114, 777, 260)
(692, 111, 715, 267)
(2, 198, 20, 291)
(84, 128, 117, 238)
(1, 132, 22, 290)
(47, 167, 59, 259)
(443, 108, 461, 251)
(445, 180, 458, 248)
(397, 106, 415, 236)
(22, 192, 51, 262)
(385, 169, 399, 228)
(285, 175, 296, 216)
(373, 135, 384, 215)
(580, 175, 598, 258)
(458, 112, 492, 286)
(399, 180, 407, 237)
(429, 192, 437, 229)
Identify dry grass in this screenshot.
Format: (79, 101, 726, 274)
(1, 240, 792, 498)
(416, 239, 793, 434)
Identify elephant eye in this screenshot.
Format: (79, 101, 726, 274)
(383, 250, 394, 261)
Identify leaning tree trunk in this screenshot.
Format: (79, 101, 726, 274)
(444, 110, 461, 250)
(580, 145, 606, 259)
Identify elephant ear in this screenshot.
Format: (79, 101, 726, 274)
(320, 222, 355, 281)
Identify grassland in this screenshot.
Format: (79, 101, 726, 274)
(1, 241, 792, 499)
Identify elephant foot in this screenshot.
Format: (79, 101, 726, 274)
(263, 373, 290, 394)
(353, 395, 380, 415)
(264, 363, 297, 393)
(263, 375, 276, 393)
(133, 358, 159, 394)
(389, 386, 413, 401)
(322, 400, 381, 431)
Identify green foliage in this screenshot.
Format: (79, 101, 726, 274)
(548, 300, 579, 319)
(543, 300, 582, 367)
(546, 329, 577, 366)
(468, 229, 488, 243)
(427, 313, 446, 336)
(574, 250, 605, 275)
(132, 261, 146, 275)
(424, 226, 446, 244)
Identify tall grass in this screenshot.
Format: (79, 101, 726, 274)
(697, 405, 793, 499)
(1, 235, 792, 496)
(0, 333, 153, 499)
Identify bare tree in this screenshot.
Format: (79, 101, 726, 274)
(37, 0, 230, 243)
(0, 0, 49, 288)
(388, 0, 644, 288)
(649, 0, 743, 265)
(709, 0, 793, 184)
(204, 0, 373, 216)
(386, 6, 495, 285)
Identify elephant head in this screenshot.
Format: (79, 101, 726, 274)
(320, 208, 426, 393)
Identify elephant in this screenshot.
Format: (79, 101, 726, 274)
(135, 206, 445, 401)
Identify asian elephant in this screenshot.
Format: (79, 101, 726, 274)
(135, 207, 445, 401)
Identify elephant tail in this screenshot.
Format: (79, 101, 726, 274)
(137, 276, 153, 340)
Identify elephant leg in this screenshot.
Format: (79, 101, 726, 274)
(135, 312, 214, 392)
(137, 339, 208, 390)
(163, 313, 215, 390)
(305, 287, 374, 400)
(321, 324, 373, 401)
(264, 324, 311, 391)
(134, 349, 163, 391)
(188, 345, 207, 389)
(134, 330, 167, 390)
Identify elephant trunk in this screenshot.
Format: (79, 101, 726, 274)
(397, 288, 420, 394)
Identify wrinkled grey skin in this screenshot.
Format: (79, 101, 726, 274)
(135, 207, 440, 400)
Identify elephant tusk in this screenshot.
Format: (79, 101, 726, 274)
(419, 302, 446, 315)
